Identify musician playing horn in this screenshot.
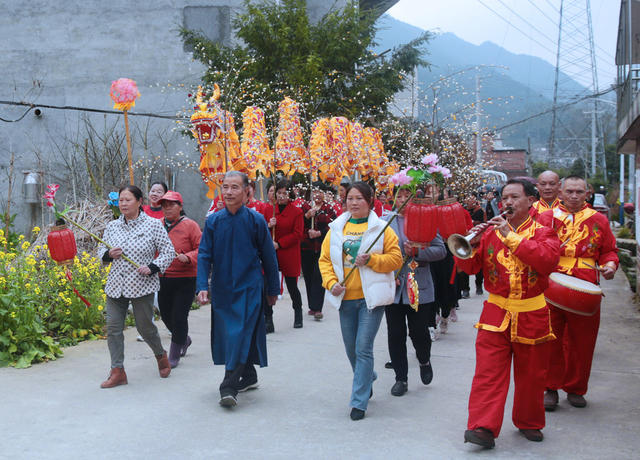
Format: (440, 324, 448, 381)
(537, 175, 618, 411)
(456, 179, 561, 448)
(530, 170, 561, 219)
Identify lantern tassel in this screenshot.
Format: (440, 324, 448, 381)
(65, 270, 92, 308)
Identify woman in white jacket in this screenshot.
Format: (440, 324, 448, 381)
(319, 182, 403, 421)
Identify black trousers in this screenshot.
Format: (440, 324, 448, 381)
(300, 250, 325, 312)
(219, 317, 259, 397)
(284, 276, 302, 311)
(385, 302, 433, 382)
(158, 277, 196, 345)
(458, 271, 484, 291)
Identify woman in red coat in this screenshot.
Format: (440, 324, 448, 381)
(263, 180, 304, 329)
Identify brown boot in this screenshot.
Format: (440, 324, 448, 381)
(156, 352, 171, 378)
(100, 367, 128, 388)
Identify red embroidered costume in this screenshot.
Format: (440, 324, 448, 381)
(456, 216, 560, 438)
(537, 204, 618, 396)
(529, 197, 560, 219)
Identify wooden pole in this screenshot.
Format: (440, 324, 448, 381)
(124, 110, 134, 185)
(4, 152, 14, 249)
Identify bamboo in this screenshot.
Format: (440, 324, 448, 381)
(124, 110, 134, 185)
(340, 192, 414, 286)
(63, 216, 140, 268)
(4, 152, 14, 249)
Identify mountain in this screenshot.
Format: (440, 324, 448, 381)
(373, 15, 593, 151)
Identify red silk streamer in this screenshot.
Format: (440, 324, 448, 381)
(65, 270, 92, 308)
(449, 259, 457, 285)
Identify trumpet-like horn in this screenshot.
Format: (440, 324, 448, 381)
(446, 207, 512, 259)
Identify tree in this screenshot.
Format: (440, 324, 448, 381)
(181, 0, 430, 128)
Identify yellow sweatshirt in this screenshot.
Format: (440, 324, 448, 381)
(319, 219, 402, 300)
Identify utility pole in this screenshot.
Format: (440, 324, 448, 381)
(475, 73, 482, 166)
(549, 0, 563, 161)
(549, 0, 603, 171)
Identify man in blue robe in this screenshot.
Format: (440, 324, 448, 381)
(197, 171, 279, 407)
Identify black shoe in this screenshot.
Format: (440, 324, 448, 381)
(265, 316, 274, 334)
(544, 390, 559, 411)
(519, 429, 544, 442)
(476, 288, 483, 295)
(461, 290, 470, 299)
(219, 391, 237, 408)
(350, 408, 365, 421)
(384, 361, 393, 369)
(464, 428, 495, 449)
(420, 361, 433, 385)
(567, 393, 587, 408)
(293, 308, 303, 328)
(391, 381, 408, 396)
(238, 376, 259, 392)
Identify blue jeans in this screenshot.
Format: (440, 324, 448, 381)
(339, 298, 384, 411)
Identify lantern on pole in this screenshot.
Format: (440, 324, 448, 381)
(47, 222, 77, 266)
(437, 199, 472, 240)
(404, 198, 439, 245)
(110, 78, 140, 185)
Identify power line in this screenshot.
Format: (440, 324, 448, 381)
(0, 100, 188, 122)
(0, 105, 34, 122)
(495, 0, 558, 47)
(496, 85, 617, 131)
(526, 0, 558, 27)
(476, 0, 557, 55)
(543, 0, 560, 14)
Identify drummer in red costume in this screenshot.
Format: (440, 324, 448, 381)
(530, 170, 561, 219)
(537, 176, 618, 411)
(456, 179, 560, 448)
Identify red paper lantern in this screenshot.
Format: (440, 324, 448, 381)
(404, 199, 438, 245)
(47, 224, 77, 266)
(437, 201, 472, 239)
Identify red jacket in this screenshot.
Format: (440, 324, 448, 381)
(143, 205, 164, 220)
(161, 217, 202, 278)
(301, 201, 336, 252)
(262, 202, 303, 277)
(537, 203, 618, 284)
(455, 216, 560, 343)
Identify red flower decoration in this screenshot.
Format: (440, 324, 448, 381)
(44, 184, 60, 208)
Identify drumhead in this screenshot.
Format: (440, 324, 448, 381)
(549, 272, 602, 294)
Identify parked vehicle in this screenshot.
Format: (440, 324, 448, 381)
(592, 193, 610, 220)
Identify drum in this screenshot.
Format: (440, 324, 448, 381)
(544, 272, 602, 316)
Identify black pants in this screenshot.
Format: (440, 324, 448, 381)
(300, 250, 325, 312)
(219, 317, 259, 397)
(158, 277, 195, 345)
(385, 302, 433, 382)
(458, 271, 483, 291)
(284, 276, 302, 311)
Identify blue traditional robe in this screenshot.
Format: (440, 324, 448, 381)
(196, 206, 279, 370)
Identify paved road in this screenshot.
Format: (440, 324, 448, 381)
(1, 271, 639, 459)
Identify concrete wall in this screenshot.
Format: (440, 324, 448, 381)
(0, 0, 374, 234)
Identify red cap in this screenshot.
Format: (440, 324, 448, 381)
(159, 191, 183, 205)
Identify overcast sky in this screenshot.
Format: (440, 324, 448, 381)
(387, 0, 620, 89)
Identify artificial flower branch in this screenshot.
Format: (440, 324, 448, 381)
(340, 153, 449, 287)
(44, 185, 140, 268)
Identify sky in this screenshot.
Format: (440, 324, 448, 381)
(387, 0, 620, 90)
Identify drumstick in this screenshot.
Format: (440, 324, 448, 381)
(581, 261, 604, 287)
(559, 239, 569, 248)
(581, 261, 601, 271)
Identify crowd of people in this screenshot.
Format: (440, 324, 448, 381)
(96, 169, 618, 449)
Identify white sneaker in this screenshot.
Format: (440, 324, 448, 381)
(450, 309, 458, 322)
(429, 326, 439, 341)
(136, 335, 144, 342)
(440, 317, 448, 334)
